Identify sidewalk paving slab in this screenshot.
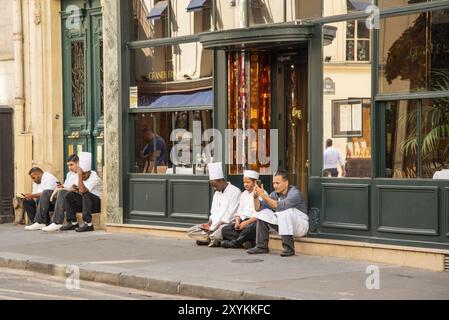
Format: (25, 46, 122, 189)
(0, 224, 448, 300)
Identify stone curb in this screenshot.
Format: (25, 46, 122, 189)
(0, 254, 289, 300)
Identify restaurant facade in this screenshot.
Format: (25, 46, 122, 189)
(61, 0, 449, 250)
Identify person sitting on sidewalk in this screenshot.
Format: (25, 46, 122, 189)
(24, 167, 59, 230)
(247, 169, 309, 257)
(34, 154, 79, 232)
(220, 170, 260, 249)
(60, 152, 103, 233)
(187, 162, 241, 247)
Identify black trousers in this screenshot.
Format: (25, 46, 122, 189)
(255, 219, 295, 253)
(323, 168, 338, 177)
(23, 198, 40, 223)
(64, 191, 101, 223)
(221, 220, 256, 246)
(34, 190, 55, 225)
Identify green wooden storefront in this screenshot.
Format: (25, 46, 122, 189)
(112, 0, 449, 250)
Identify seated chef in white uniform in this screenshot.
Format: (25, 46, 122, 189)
(220, 170, 261, 249)
(248, 169, 309, 257)
(187, 162, 241, 247)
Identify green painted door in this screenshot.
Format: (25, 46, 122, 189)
(61, 0, 104, 177)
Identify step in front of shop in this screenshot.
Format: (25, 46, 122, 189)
(105, 223, 449, 272)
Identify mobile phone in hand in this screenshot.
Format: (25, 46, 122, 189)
(256, 180, 262, 188)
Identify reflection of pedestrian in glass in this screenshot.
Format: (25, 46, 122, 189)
(323, 139, 346, 177)
(141, 127, 168, 173)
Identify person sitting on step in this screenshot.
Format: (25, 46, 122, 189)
(220, 170, 262, 249)
(24, 167, 59, 231)
(60, 152, 102, 232)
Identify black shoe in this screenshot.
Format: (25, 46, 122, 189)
(60, 222, 79, 231)
(196, 240, 210, 246)
(247, 247, 269, 254)
(243, 241, 255, 250)
(280, 250, 295, 257)
(221, 240, 240, 249)
(76, 224, 94, 232)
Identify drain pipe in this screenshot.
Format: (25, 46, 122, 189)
(13, 0, 25, 133)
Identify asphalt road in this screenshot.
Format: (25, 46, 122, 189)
(0, 267, 195, 300)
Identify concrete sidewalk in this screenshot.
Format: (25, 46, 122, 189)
(0, 223, 448, 300)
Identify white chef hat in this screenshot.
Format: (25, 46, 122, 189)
(79, 152, 92, 172)
(208, 162, 224, 180)
(243, 170, 259, 180)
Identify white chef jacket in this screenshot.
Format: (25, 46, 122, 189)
(32, 172, 58, 194)
(235, 190, 257, 220)
(82, 171, 103, 199)
(209, 182, 241, 231)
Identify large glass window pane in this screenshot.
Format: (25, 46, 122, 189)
(378, 0, 428, 9)
(249, 0, 284, 26)
(133, 110, 213, 174)
(384, 100, 419, 178)
(227, 52, 271, 175)
(378, 10, 449, 94)
(131, 0, 212, 40)
(129, 42, 213, 175)
(324, 0, 373, 17)
(286, 0, 321, 21)
(422, 98, 449, 178)
(323, 22, 372, 178)
(131, 43, 212, 108)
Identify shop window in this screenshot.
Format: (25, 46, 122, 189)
(132, 110, 213, 174)
(384, 98, 449, 179)
(346, 20, 370, 62)
(323, 23, 372, 178)
(249, 0, 284, 25)
(190, 0, 212, 33)
(227, 52, 271, 175)
(378, 0, 429, 9)
(378, 10, 449, 94)
(132, 0, 170, 40)
(129, 42, 213, 175)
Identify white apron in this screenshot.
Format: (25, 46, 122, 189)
(256, 208, 309, 237)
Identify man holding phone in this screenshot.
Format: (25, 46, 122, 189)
(23, 167, 59, 230)
(248, 169, 309, 257)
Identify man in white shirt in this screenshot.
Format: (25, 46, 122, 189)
(23, 167, 58, 228)
(26, 155, 80, 231)
(220, 170, 260, 249)
(187, 162, 241, 246)
(60, 152, 103, 232)
(323, 139, 346, 177)
(37, 154, 80, 232)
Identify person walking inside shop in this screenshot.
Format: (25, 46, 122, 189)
(323, 138, 346, 177)
(247, 170, 309, 257)
(60, 152, 103, 232)
(24, 167, 59, 230)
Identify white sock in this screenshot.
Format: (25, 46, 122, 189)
(71, 221, 77, 225)
(86, 223, 92, 227)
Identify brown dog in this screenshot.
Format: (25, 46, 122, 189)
(13, 197, 26, 225)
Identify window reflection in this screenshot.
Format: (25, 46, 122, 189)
(323, 21, 372, 178)
(227, 52, 271, 175)
(133, 110, 213, 175)
(378, 10, 449, 94)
